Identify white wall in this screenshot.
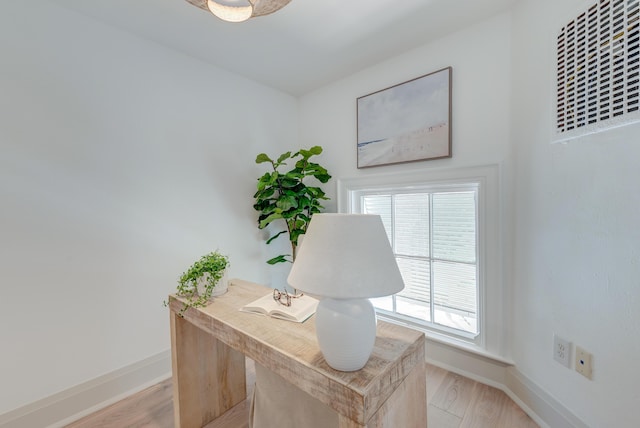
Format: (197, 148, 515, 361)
(0, 2, 296, 414)
(510, 0, 640, 426)
(301, 4, 640, 425)
(299, 13, 513, 358)
(300, 13, 512, 183)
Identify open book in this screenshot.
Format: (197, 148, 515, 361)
(240, 293, 318, 323)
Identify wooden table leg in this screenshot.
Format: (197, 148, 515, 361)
(339, 362, 426, 428)
(170, 310, 247, 428)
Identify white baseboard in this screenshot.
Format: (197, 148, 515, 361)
(504, 368, 589, 428)
(425, 338, 513, 388)
(0, 350, 172, 428)
(425, 338, 588, 428)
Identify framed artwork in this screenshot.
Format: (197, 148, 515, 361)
(357, 67, 452, 168)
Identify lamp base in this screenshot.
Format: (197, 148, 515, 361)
(315, 297, 376, 371)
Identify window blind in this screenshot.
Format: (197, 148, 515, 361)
(362, 190, 478, 329)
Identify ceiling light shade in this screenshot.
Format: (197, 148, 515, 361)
(288, 214, 404, 371)
(207, 0, 253, 23)
(185, 0, 292, 23)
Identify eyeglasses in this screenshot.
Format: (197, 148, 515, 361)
(273, 288, 291, 307)
(272, 288, 303, 307)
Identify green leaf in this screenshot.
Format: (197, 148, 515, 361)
(267, 255, 290, 265)
(254, 204, 277, 218)
(315, 173, 331, 183)
(255, 153, 272, 164)
(298, 149, 312, 159)
(281, 208, 300, 219)
(309, 146, 323, 155)
(286, 171, 304, 180)
(276, 152, 292, 164)
(306, 187, 323, 198)
(259, 212, 283, 229)
(297, 195, 311, 209)
(276, 195, 298, 211)
(256, 173, 272, 190)
(253, 187, 275, 200)
(279, 177, 299, 188)
(268, 171, 279, 185)
(306, 164, 329, 176)
(290, 229, 304, 245)
(266, 230, 287, 245)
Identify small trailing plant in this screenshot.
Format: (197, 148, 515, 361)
(166, 251, 229, 315)
(253, 146, 331, 265)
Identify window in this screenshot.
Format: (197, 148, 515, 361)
(555, 0, 640, 142)
(354, 185, 478, 338)
(338, 165, 502, 350)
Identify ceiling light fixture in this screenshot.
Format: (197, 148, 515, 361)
(185, 0, 292, 23)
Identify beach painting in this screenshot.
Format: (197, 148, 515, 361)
(357, 67, 452, 168)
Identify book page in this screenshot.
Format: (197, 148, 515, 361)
(240, 293, 276, 316)
(270, 295, 318, 322)
(241, 293, 318, 323)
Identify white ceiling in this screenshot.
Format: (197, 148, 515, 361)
(49, 0, 517, 96)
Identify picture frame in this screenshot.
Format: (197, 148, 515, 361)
(356, 67, 452, 168)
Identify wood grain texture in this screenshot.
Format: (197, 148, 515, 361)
(168, 279, 426, 426)
(430, 372, 478, 418)
(204, 359, 256, 428)
(66, 363, 538, 428)
(428, 405, 463, 428)
(459, 383, 504, 427)
(425, 363, 448, 402)
(170, 310, 246, 428)
(459, 383, 539, 428)
(65, 378, 174, 428)
(359, 358, 427, 427)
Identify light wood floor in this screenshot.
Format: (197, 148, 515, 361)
(66, 360, 538, 428)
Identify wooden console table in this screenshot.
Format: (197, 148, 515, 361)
(168, 279, 427, 428)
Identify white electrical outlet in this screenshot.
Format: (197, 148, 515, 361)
(575, 346, 593, 379)
(553, 334, 571, 367)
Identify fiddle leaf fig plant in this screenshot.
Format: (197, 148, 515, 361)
(166, 251, 230, 316)
(253, 146, 331, 265)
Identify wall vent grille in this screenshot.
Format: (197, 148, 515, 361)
(556, 0, 640, 140)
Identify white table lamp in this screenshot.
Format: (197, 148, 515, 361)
(287, 213, 404, 371)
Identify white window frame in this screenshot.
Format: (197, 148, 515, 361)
(338, 164, 503, 354)
(354, 183, 480, 341)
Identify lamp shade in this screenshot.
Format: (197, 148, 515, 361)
(288, 214, 404, 299)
